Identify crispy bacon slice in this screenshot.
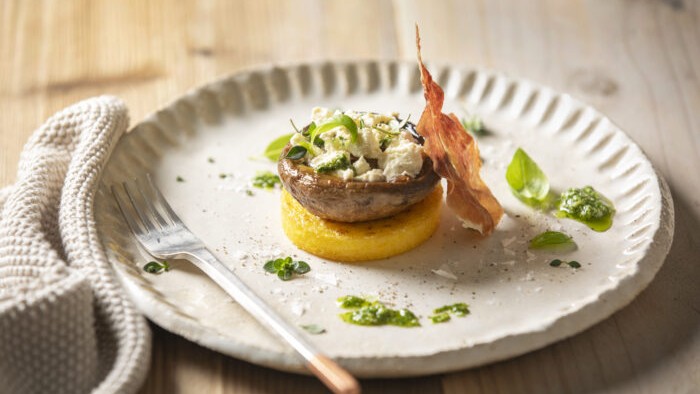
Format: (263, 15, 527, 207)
(415, 28, 504, 235)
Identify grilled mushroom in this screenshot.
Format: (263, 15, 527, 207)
(278, 144, 440, 222)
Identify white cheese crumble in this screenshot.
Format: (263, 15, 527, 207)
(292, 107, 424, 182)
(334, 168, 354, 181)
(347, 127, 383, 159)
(355, 169, 385, 182)
(353, 156, 371, 175)
(379, 134, 424, 181)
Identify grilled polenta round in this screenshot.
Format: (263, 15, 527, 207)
(281, 185, 442, 262)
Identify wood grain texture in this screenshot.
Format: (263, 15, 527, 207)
(1, 0, 698, 393)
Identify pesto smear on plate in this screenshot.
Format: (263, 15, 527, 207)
(557, 186, 615, 231)
(337, 296, 420, 327)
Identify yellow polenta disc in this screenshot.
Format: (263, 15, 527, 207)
(280, 185, 443, 262)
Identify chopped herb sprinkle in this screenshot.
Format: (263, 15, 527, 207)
(252, 171, 281, 189)
(263, 256, 310, 281)
(176, 176, 185, 182)
(550, 259, 581, 269)
(461, 115, 489, 137)
(143, 261, 170, 274)
(300, 324, 326, 335)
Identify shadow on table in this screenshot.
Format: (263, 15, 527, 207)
(139, 323, 443, 394)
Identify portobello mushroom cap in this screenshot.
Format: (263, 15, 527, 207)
(278, 144, 441, 222)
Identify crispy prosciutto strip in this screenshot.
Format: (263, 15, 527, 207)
(415, 28, 504, 235)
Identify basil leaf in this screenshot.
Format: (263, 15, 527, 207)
(264, 256, 311, 280)
(549, 259, 563, 267)
(506, 148, 550, 203)
(293, 260, 310, 274)
(263, 133, 294, 161)
(285, 145, 307, 160)
(302, 121, 316, 137)
(143, 261, 170, 274)
(549, 259, 582, 269)
(263, 260, 277, 273)
(300, 324, 326, 335)
(529, 231, 577, 251)
(309, 114, 358, 145)
(278, 269, 293, 281)
(143, 261, 163, 274)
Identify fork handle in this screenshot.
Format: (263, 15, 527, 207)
(182, 248, 360, 394)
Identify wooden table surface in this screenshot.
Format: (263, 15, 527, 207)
(2, 1, 699, 393)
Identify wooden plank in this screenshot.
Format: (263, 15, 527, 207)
(1, 1, 698, 393)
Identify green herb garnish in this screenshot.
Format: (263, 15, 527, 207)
(143, 260, 170, 274)
(263, 133, 294, 161)
(550, 259, 581, 269)
(207, 157, 215, 163)
(245, 189, 254, 196)
(461, 115, 489, 137)
(304, 121, 317, 136)
(379, 135, 393, 151)
(300, 324, 326, 335)
(290, 119, 302, 133)
(433, 302, 470, 317)
(506, 148, 552, 207)
(557, 186, 615, 231)
(219, 173, 227, 179)
(337, 295, 373, 309)
(372, 125, 400, 136)
(252, 171, 281, 189)
(309, 114, 358, 145)
(430, 313, 451, 323)
(397, 114, 411, 130)
(285, 145, 308, 160)
(263, 256, 310, 281)
(529, 231, 577, 251)
(429, 302, 470, 323)
(176, 176, 185, 182)
(337, 296, 420, 327)
(314, 153, 351, 174)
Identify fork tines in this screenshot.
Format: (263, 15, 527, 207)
(111, 174, 181, 235)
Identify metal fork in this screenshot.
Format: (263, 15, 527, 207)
(112, 174, 360, 394)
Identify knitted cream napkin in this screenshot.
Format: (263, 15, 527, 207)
(0, 96, 151, 393)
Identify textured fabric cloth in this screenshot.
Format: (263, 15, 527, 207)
(0, 96, 151, 394)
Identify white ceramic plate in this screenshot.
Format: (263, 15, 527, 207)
(95, 61, 674, 377)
